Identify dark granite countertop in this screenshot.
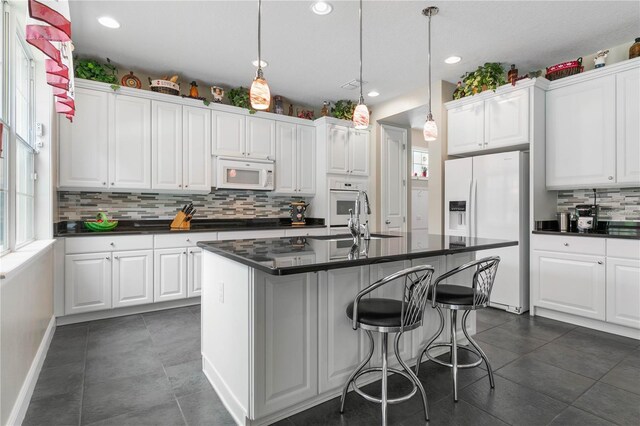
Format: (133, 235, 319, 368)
(197, 233, 518, 276)
(55, 218, 325, 237)
(532, 220, 639, 240)
(532, 230, 640, 240)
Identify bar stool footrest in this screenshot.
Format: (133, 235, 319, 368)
(352, 367, 417, 405)
(425, 343, 483, 369)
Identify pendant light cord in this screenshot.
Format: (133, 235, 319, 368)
(359, 0, 364, 103)
(257, 0, 263, 77)
(427, 11, 432, 119)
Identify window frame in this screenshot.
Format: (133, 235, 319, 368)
(411, 148, 429, 180)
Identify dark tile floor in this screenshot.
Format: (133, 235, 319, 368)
(24, 307, 640, 426)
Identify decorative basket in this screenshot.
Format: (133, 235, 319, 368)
(545, 57, 583, 81)
(149, 79, 180, 96)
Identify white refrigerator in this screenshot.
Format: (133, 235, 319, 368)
(444, 151, 529, 313)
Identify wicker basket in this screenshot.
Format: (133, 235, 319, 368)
(545, 58, 583, 81)
(149, 79, 180, 96)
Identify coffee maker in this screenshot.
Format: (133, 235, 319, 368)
(575, 190, 599, 233)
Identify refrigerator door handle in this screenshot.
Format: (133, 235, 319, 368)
(467, 178, 473, 238)
(470, 178, 478, 238)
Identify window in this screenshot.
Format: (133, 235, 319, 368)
(15, 34, 33, 145)
(0, 1, 7, 122)
(412, 149, 429, 179)
(0, 125, 7, 253)
(15, 140, 34, 246)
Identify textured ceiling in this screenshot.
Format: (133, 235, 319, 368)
(69, 0, 639, 107)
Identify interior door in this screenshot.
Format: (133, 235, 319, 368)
(151, 101, 183, 190)
(381, 125, 407, 233)
(183, 106, 212, 191)
(473, 152, 521, 308)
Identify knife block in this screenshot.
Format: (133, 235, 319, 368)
(170, 211, 191, 230)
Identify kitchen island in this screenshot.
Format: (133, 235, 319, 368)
(198, 233, 518, 426)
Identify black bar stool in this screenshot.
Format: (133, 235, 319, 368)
(340, 265, 435, 426)
(415, 256, 501, 402)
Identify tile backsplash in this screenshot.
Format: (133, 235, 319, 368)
(557, 187, 640, 221)
(57, 191, 306, 221)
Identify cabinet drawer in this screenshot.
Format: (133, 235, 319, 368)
(607, 239, 640, 260)
(217, 229, 284, 241)
(532, 234, 605, 256)
(65, 235, 153, 254)
(284, 228, 327, 237)
(154, 232, 218, 249)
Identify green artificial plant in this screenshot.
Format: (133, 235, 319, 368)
(228, 86, 255, 113)
(331, 100, 356, 120)
(74, 57, 118, 84)
(460, 62, 506, 97)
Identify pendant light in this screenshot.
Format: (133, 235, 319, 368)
(422, 6, 438, 141)
(250, 0, 270, 110)
(352, 0, 369, 129)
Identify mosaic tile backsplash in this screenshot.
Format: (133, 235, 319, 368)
(557, 187, 640, 221)
(57, 191, 307, 221)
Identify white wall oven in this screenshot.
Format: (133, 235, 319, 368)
(329, 179, 368, 227)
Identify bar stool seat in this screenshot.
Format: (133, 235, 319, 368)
(427, 284, 475, 306)
(340, 265, 435, 426)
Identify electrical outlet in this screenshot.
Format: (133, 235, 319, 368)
(217, 281, 224, 303)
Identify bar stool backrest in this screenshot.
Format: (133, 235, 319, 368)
(401, 266, 436, 332)
(472, 257, 501, 308)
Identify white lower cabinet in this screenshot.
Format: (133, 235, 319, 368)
(154, 248, 188, 302)
(532, 250, 606, 320)
(112, 250, 154, 308)
(253, 272, 318, 417)
(606, 257, 640, 328)
(187, 247, 202, 297)
(65, 253, 112, 315)
(318, 266, 369, 393)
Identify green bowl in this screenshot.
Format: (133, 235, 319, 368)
(84, 221, 119, 232)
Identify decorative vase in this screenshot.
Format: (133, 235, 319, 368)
(629, 37, 640, 59)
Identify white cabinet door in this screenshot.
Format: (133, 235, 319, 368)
(212, 110, 245, 157)
(154, 248, 187, 302)
(327, 124, 349, 174)
(546, 75, 616, 188)
(349, 129, 369, 176)
(275, 121, 297, 193)
(110, 95, 151, 189)
(447, 102, 485, 155)
(246, 116, 276, 160)
(532, 250, 606, 320)
(187, 247, 202, 298)
(151, 101, 183, 190)
(112, 250, 153, 308)
(297, 125, 316, 194)
(616, 68, 640, 185)
(253, 273, 318, 417)
(59, 88, 109, 189)
(484, 89, 529, 148)
(318, 266, 369, 393)
(606, 257, 640, 329)
(183, 106, 211, 191)
(65, 252, 112, 315)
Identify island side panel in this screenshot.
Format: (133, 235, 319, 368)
(202, 251, 251, 424)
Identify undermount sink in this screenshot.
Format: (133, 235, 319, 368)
(306, 233, 400, 241)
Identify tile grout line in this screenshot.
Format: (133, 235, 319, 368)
(78, 325, 89, 426)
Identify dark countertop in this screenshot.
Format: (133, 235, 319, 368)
(197, 233, 518, 276)
(532, 230, 640, 240)
(55, 218, 325, 237)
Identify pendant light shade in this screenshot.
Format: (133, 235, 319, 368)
(352, 0, 369, 130)
(423, 6, 438, 142)
(250, 0, 270, 110)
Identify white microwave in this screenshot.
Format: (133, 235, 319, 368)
(216, 157, 274, 191)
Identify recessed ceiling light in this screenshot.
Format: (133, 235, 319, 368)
(444, 56, 461, 64)
(252, 59, 268, 68)
(367, 91, 380, 97)
(311, 1, 333, 15)
(97, 16, 120, 29)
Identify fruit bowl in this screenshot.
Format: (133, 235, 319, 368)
(84, 212, 118, 232)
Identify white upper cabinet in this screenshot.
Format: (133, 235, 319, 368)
(59, 88, 109, 188)
(275, 122, 297, 193)
(616, 68, 640, 185)
(212, 110, 246, 157)
(484, 89, 529, 149)
(183, 106, 211, 191)
(109, 95, 152, 189)
(546, 75, 616, 189)
(152, 101, 183, 190)
(348, 129, 370, 176)
(448, 102, 485, 155)
(246, 116, 276, 160)
(327, 124, 349, 174)
(297, 125, 316, 194)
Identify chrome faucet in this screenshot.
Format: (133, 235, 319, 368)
(347, 190, 372, 243)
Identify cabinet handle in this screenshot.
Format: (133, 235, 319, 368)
(186, 238, 191, 242)
(178, 184, 182, 187)
(608, 176, 613, 180)
(105, 256, 110, 260)
(111, 182, 114, 186)
(247, 152, 251, 156)
(563, 242, 569, 246)
(102, 182, 106, 186)
(110, 242, 115, 246)
(183, 251, 186, 255)
(185, 185, 188, 188)
(385, 220, 391, 224)
(598, 261, 603, 265)
(114, 256, 119, 260)
(478, 143, 483, 146)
